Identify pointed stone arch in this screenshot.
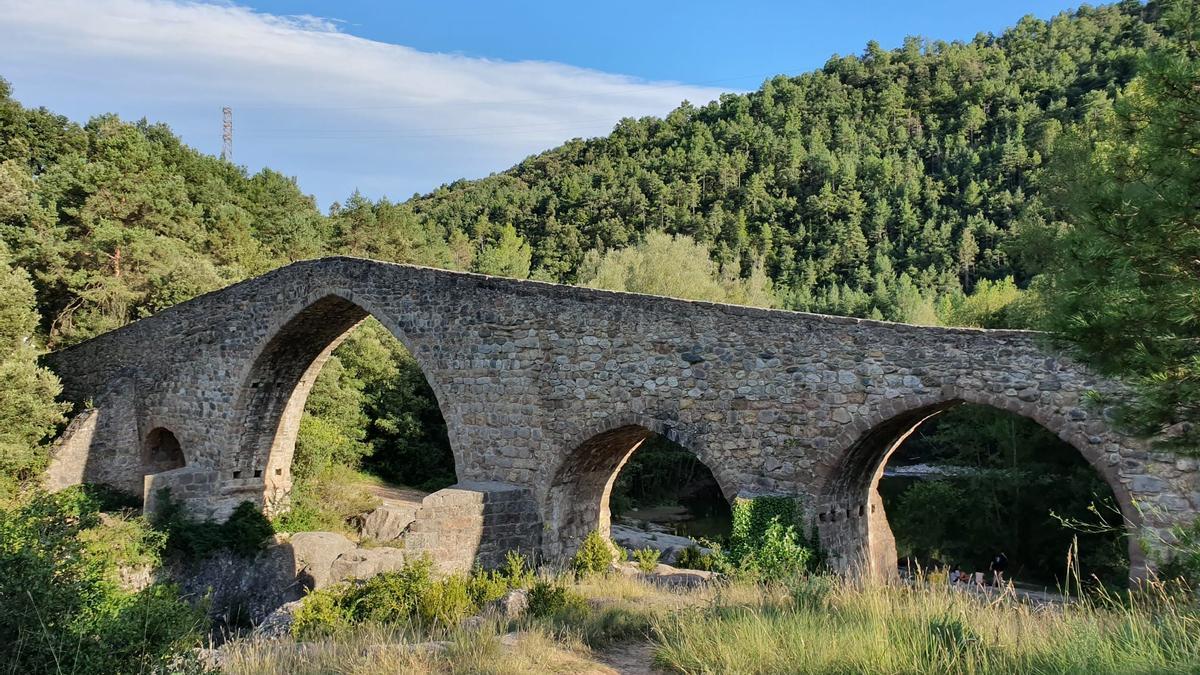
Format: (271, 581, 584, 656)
(218, 290, 458, 514)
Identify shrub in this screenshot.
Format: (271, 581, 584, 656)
(153, 490, 274, 559)
(0, 487, 205, 673)
(499, 550, 535, 588)
(527, 580, 587, 620)
(290, 587, 352, 638)
(676, 545, 719, 571)
(572, 530, 615, 577)
(467, 567, 511, 606)
(348, 556, 435, 624)
(418, 575, 475, 626)
(292, 553, 539, 637)
(725, 496, 822, 581)
(633, 547, 661, 573)
(740, 520, 815, 580)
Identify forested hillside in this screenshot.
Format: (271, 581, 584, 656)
(406, 0, 1165, 323)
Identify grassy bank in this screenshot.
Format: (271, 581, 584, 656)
(216, 570, 1200, 675)
(654, 578, 1200, 674)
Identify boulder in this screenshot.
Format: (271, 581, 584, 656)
(171, 536, 306, 626)
(252, 599, 303, 639)
(611, 561, 719, 589)
(329, 547, 408, 583)
(611, 523, 710, 564)
(288, 531, 356, 590)
(489, 589, 528, 620)
(357, 502, 419, 543)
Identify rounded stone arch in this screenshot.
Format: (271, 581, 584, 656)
(815, 386, 1145, 580)
(221, 288, 461, 511)
(142, 426, 185, 475)
(541, 411, 734, 559)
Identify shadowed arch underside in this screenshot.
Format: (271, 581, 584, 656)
(220, 293, 457, 513)
(543, 414, 735, 559)
(817, 397, 1146, 581)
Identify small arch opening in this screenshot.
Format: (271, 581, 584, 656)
(547, 423, 730, 564)
(142, 427, 185, 475)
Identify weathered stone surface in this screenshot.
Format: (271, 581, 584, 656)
(288, 531, 356, 589)
(328, 547, 408, 583)
(611, 561, 718, 588)
(40, 257, 1198, 580)
(357, 503, 418, 543)
(252, 599, 303, 639)
(488, 589, 528, 620)
(611, 523, 709, 564)
(171, 538, 305, 626)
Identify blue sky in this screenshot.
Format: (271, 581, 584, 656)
(0, 0, 1084, 209)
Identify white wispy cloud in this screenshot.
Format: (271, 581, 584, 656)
(0, 0, 730, 206)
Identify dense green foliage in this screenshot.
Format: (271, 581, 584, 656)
(405, 2, 1162, 325)
(0, 242, 67, 502)
(572, 529, 618, 577)
(291, 553, 535, 639)
(880, 404, 1129, 585)
(1039, 1, 1200, 449)
(0, 487, 205, 673)
(152, 491, 275, 559)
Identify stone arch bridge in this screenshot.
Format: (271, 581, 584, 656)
(42, 257, 1197, 578)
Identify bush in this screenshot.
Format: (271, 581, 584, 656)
(467, 567, 511, 606)
(527, 580, 588, 620)
(725, 496, 822, 581)
(572, 530, 615, 577)
(0, 488, 206, 673)
(633, 547, 661, 573)
(1158, 517, 1200, 588)
(292, 553, 539, 638)
(290, 587, 352, 639)
(740, 520, 815, 580)
(153, 490, 274, 559)
(418, 575, 475, 626)
(499, 550, 535, 588)
(676, 545, 719, 571)
(348, 556, 435, 624)
(467, 551, 535, 606)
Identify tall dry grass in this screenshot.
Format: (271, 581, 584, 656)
(652, 576, 1200, 674)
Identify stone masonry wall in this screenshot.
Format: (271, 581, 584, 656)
(41, 257, 1200, 577)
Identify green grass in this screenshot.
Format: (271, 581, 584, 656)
(215, 563, 1200, 674)
(652, 577, 1200, 674)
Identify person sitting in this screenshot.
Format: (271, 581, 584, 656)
(948, 565, 962, 585)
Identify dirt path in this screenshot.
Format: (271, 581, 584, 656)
(594, 640, 659, 675)
(361, 481, 427, 508)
